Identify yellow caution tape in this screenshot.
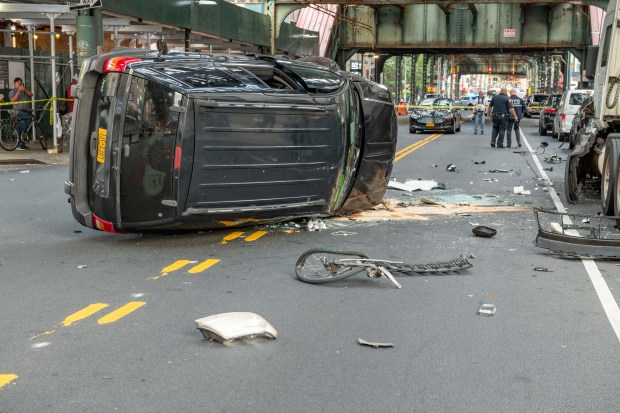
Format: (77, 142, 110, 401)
(0, 97, 74, 125)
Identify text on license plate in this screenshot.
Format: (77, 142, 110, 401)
(97, 128, 107, 164)
(426, 123, 435, 127)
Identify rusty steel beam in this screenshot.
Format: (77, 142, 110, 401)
(437, 3, 450, 14)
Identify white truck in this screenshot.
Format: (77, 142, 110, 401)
(565, 0, 620, 217)
(534, 0, 620, 259)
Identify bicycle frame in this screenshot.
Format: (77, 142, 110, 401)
(334, 260, 402, 288)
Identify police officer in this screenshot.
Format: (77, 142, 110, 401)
(486, 87, 518, 148)
(506, 88, 526, 148)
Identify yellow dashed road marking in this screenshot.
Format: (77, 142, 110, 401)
(61, 303, 109, 327)
(29, 330, 56, 340)
(395, 133, 442, 162)
(0, 374, 18, 389)
(161, 260, 197, 276)
(244, 231, 268, 242)
(219, 231, 245, 244)
(98, 302, 146, 325)
(188, 259, 221, 274)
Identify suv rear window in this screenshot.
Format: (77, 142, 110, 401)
(569, 93, 588, 105)
(548, 94, 562, 107)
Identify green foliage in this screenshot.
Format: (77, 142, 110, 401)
(383, 55, 426, 101)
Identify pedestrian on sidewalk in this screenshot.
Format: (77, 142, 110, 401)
(8, 77, 33, 150)
(473, 91, 486, 135)
(487, 87, 518, 148)
(507, 88, 526, 148)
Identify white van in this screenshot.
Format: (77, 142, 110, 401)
(552, 89, 593, 141)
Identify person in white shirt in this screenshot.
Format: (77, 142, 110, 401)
(473, 91, 486, 134)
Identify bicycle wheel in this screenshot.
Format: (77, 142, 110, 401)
(0, 124, 19, 151)
(37, 124, 48, 150)
(295, 248, 369, 284)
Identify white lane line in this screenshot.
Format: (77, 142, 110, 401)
(521, 129, 620, 343)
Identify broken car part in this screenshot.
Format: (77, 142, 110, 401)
(478, 304, 497, 315)
(513, 186, 532, 195)
(195, 312, 277, 345)
(534, 208, 620, 258)
(472, 226, 497, 238)
(387, 179, 446, 192)
(358, 338, 394, 348)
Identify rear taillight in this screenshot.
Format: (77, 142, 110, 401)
(174, 146, 182, 170)
(103, 57, 141, 73)
(92, 214, 117, 233)
(545, 108, 556, 114)
(561, 114, 566, 123)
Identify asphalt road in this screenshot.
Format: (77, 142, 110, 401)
(1, 113, 620, 412)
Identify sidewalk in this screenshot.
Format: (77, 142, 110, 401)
(0, 145, 69, 166)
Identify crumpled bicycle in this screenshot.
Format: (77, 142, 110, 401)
(295, 248, 473, 289)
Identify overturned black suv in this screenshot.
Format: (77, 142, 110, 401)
(64, 50, 397, 232)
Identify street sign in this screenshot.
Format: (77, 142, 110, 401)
(503, 29, 516, 38)
(67, 0, 102, 10)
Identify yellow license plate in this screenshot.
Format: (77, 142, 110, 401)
(96, 128, 107, 164)
(426, 123, 435, 127)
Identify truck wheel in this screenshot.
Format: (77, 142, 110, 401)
(539, 123, 547, 136)
(601, 137, 620, 215)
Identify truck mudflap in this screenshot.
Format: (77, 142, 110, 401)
(534, 208, 620, 259)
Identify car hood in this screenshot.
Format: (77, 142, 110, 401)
(412, 108, 451, 116)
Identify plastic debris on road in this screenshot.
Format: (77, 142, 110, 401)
(307, 219, 327, 231)
(446, 163, 457, 172)
(478, 304, 497, 315)
(195, 312, 277, 345)
(513, 186, 531, 195)
(358, 338, 394, 348)
(388, 179, 446, 192)
(472, 225, 497, 237)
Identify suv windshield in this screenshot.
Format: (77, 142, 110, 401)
(433, 98, 452, 107)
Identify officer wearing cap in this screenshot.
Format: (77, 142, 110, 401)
(486, 87, 518, 148)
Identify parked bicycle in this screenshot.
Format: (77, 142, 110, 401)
(0, 108, 51, 151)
(295, 248, 473, 288)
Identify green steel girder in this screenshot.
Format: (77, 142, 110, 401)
(99, 0, 318, 56)
(102, 0, 269, 45)
(275, 0, 609, 10)
(342, 3, 590, 53)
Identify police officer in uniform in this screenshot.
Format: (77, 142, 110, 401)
(486, 87, 518, 148)
(506, 88, 526, 148)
